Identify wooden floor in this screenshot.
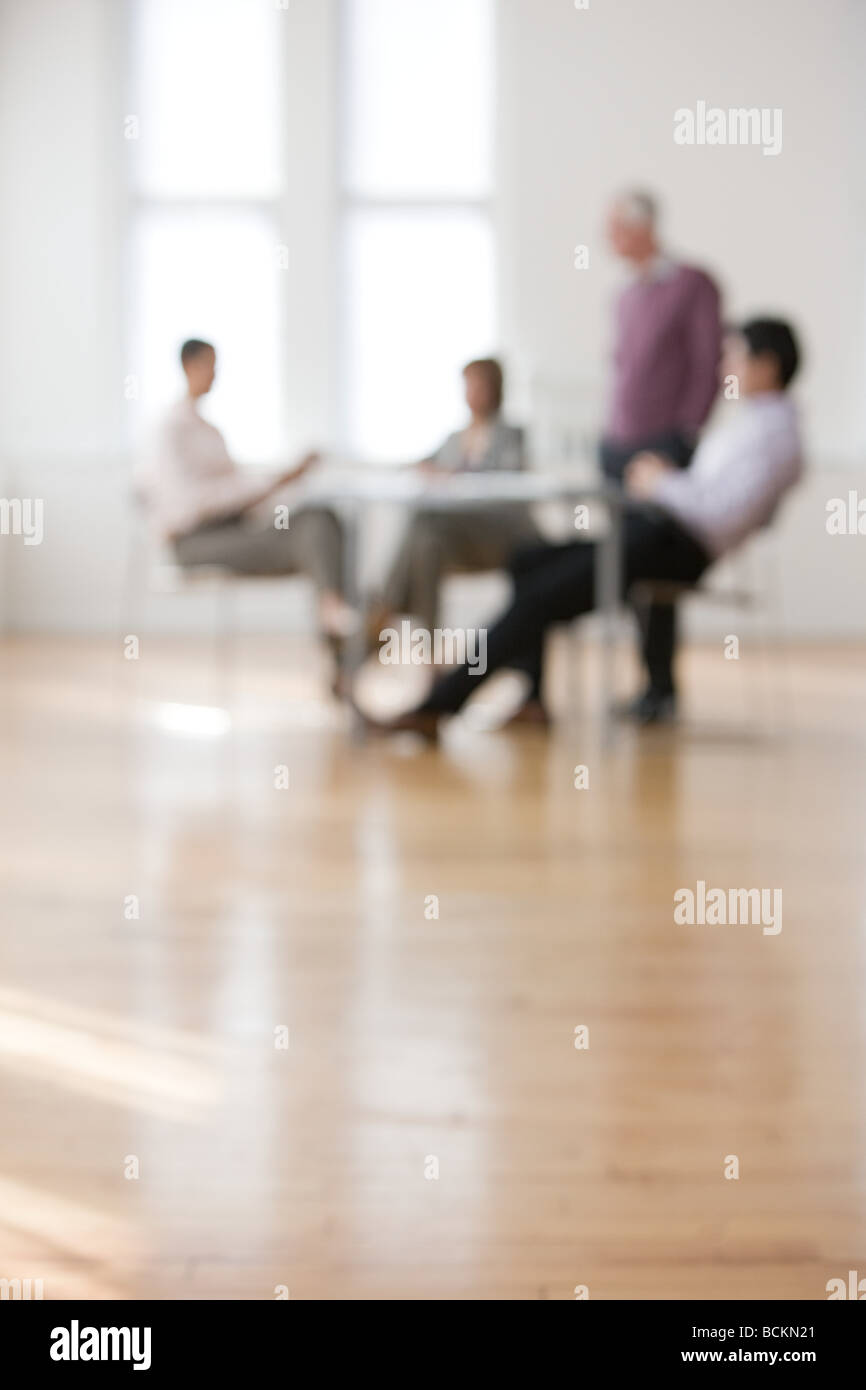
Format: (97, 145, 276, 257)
(1, 634, 864, 1301)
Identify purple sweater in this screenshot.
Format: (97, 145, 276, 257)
(606, 262, 722, 446)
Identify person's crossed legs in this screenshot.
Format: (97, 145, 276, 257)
(601, 432, 695, 716)
(390, 508, 710, 726)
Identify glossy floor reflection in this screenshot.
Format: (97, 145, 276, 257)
(1, 636, 864, 1299)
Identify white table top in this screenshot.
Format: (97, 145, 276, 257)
(301, 467, 622, 508)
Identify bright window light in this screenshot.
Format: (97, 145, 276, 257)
(129, 0, 282, 199)
(151, 702, 232, 739)
(344, 0, 494, 198)
(342, 0, 496, 461)
(345, 208, 495, 462)
(129, 0, 285, 463)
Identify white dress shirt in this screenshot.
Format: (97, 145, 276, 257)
(138, 397, 272, 539)
(650, 391, 802, 557)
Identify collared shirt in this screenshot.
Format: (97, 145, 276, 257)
(639, 254, 678, 284)
(650, 391, 803, 557)
(432, 417, 525, 472)
(138, 397, 271, 539)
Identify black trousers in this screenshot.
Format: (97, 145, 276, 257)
(422, 508, 710, 715)
(600, 430, 695, 696)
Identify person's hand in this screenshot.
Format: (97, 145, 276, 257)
(418, 459, 458, 485)
(276, 450, 321, 488)
(293, 449, 321, 478)
(624, 452, 673, 499)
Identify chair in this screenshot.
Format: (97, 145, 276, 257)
(627, 526, 790, 734)
(120, 506, 313, 711)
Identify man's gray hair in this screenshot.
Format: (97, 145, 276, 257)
(615, 190, 658, 226)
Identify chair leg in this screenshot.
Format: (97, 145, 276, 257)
(765, 574, 792, 740)
(741, 600, 769, 738)
(118, 521, 146, 713)
(213, 578, 236, 715)
(596, 514, 622, 745)
(746, 544, 789, 740)
(566, 621, 584, 721)
(341, 503, 367, 743)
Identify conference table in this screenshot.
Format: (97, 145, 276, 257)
(303, 468, 625, 740)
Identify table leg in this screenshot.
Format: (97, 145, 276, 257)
(596, 499, 621, 746)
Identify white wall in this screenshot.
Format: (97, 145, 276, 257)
(1, 0, 864, 636)
(497, 0, 866, 462)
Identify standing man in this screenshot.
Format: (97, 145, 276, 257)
(602, 191, 722, 722)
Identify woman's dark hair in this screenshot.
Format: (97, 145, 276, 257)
(738, 318, 801, 388)
(463, 358, 504, 412)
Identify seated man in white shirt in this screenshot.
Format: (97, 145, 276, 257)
(138, 339, 354, 648)
(365, 318, 803, 737)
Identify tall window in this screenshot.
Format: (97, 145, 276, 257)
(341, 0, 496, 463)
(128, 0, 285, 463)
(128, 0, 496, 468)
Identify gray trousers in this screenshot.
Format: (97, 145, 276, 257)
(383, 505, 540, 631)
(173, 506, 343, 595)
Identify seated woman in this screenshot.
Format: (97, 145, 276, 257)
(138, 340, 354, 651)
(365, 319, 803, 737)
(379, 358, 541, 635)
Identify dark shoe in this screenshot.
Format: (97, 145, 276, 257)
(613, 689, 677, 726)
(364, 602, 396, 655)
